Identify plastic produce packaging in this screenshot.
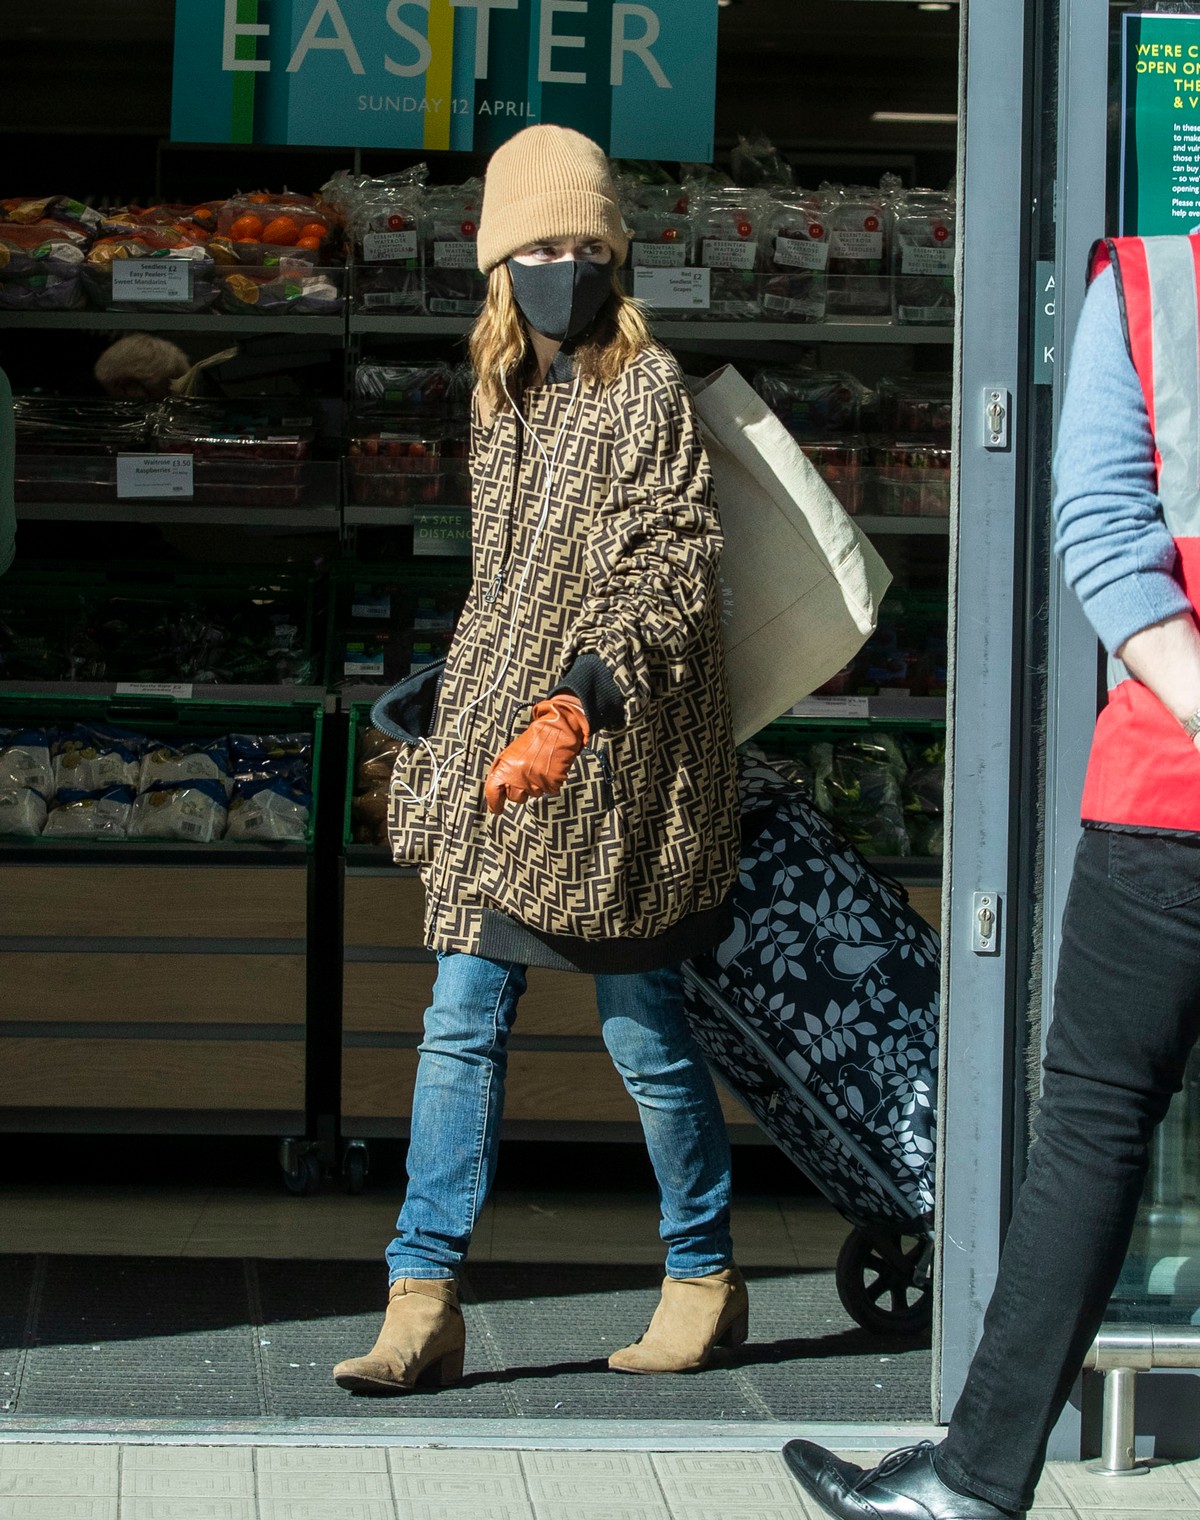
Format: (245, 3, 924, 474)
(622, 183, 693, 271)
(763, 192, 832, 322)
(753, 367, 871, 437)
(83, 231, 216, 313)
(139, 737, 231, 795)
(691, 186, 766, 319)
(0, 221, 89, 312)
(154, 397, 315, 507)
(44, 785, 135, 838)
(352, 725, 403, 845)
(0, 787, 48, 837)
(353, 360, 459, 413)
(0, 727, 53, 794)
(811, 732, 911, 857)
(217, 264, 341, 316)
(52, 725, 143, 794)
(130, 779, 228, 842)
(424, 182, 486, 316)
(226, 777, 310, 842)
(340, 166, 427, 314)
(798, 439, 864, 514)
(213, 193, 337, 265)
(892, 192, 955, 325)
(347, 421, 443, 506)
(877, 374, 953, 439)
(875, 444, 951, 517)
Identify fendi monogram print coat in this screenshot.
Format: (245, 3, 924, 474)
(389, 342, 740, 973)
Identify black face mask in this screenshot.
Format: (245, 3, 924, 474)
(506, 257, 613, 341)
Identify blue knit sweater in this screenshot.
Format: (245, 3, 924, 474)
(1053, 265, 1192, 653)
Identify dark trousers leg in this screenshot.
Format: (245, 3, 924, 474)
(938, 828, 1200, 1513)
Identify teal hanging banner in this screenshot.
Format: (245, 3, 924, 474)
(1120, 12, 1200, 234)
(171, 0, 717, 160)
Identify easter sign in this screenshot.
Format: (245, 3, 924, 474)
(1120, 12, 1200, 233)
(171, 0, 718, 160)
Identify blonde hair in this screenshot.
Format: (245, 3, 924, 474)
(94, 333, 191, 399)
(468, 264, 654, 419)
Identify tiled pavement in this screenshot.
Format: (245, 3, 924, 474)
(0, 1441, 1198, 1520)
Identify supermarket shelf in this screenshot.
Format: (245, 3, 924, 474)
(855, 514, 950, 536)
(348, 314, 472, 336)
(771, 695, 946, 726)
(871, 856, 943, 883)
(653, 320, 954, 346)
(346, 313, 952, 344)
(343, 504, 414, 526)
(0, 310, 345, 336)
(0, 682, 330, 706)
(15, 501, 340, 529)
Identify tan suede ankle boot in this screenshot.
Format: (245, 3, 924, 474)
(332, 1277, 465, 1394)
(608, 1265, 749, 1374)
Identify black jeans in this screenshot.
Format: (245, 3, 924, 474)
(937, 826, 1200, 1513)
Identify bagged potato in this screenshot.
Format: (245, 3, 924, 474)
(130, 779, 228, 842)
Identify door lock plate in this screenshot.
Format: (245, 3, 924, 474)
(971, 890, 1002, 954)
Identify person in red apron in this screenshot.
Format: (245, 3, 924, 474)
(783, 237, 1200, 1519)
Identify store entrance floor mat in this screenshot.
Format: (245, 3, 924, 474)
(0, 1256, 930, 1424)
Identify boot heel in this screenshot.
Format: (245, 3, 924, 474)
(418, 1346, 465, 1387)
(717, 1311, 749, 1350)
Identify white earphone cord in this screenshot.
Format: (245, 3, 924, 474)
(394, 370, 582, 813)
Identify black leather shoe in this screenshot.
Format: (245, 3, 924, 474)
(781, 1440, 1022, 1520)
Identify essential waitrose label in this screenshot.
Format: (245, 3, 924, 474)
(362, 230, 418, 261)
(773, 235, 828, 271)
(702, 238, 757, 271)
(632, 241, 687, 268)
(117, 455, 195, 498)
(633, 266, 710, 308)
(434, 240, 477, 269)
(171, 0, 718, 160)
(111, 260, 192, 302)
(900, 245, 954, 276)
(831, 230, 883, 260)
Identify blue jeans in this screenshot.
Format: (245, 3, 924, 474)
(385, 951, 734, 1283)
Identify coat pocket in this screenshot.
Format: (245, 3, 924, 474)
(476, 745, 632, 938)
(387, 733, 456, 866)
(373, 661, 452, 868)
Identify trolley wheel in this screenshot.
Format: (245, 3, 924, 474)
(280, 1139, 321, 1197)
(835, 1227, 933, 1336)
(343, 1142, 369, 1195)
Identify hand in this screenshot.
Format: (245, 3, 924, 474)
(484, 694, 590, 815)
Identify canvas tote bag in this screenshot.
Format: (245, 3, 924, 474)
(690, 365, 893, 744)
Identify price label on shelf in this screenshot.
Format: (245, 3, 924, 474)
(117, 454, 194, 499)
(632, 267, 711, 309)
(115, 682, 195, 699)
(352, 596, 392, 619)
(111, 261, 192, 302)
(788, 696, 870, 719)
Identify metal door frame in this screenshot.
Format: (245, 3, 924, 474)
(937, 0, 1040, 1420)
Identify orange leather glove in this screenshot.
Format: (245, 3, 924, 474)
(484, 694, 591, 815)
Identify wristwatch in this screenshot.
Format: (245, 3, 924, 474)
(1183, 709, 1200, 739)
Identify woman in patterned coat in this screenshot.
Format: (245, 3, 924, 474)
(333, 125, 745, 1395)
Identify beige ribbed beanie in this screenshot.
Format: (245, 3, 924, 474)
(477, 125, 628, 273)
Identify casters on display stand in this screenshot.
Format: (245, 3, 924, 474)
(835, 1226, 934, 1335)
(342, 1140, 370, 1195)
(279, 1137, 322, 1196)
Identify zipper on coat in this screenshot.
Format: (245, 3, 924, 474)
(480, 406, 522, 604)
(590, 737, 615, 811)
